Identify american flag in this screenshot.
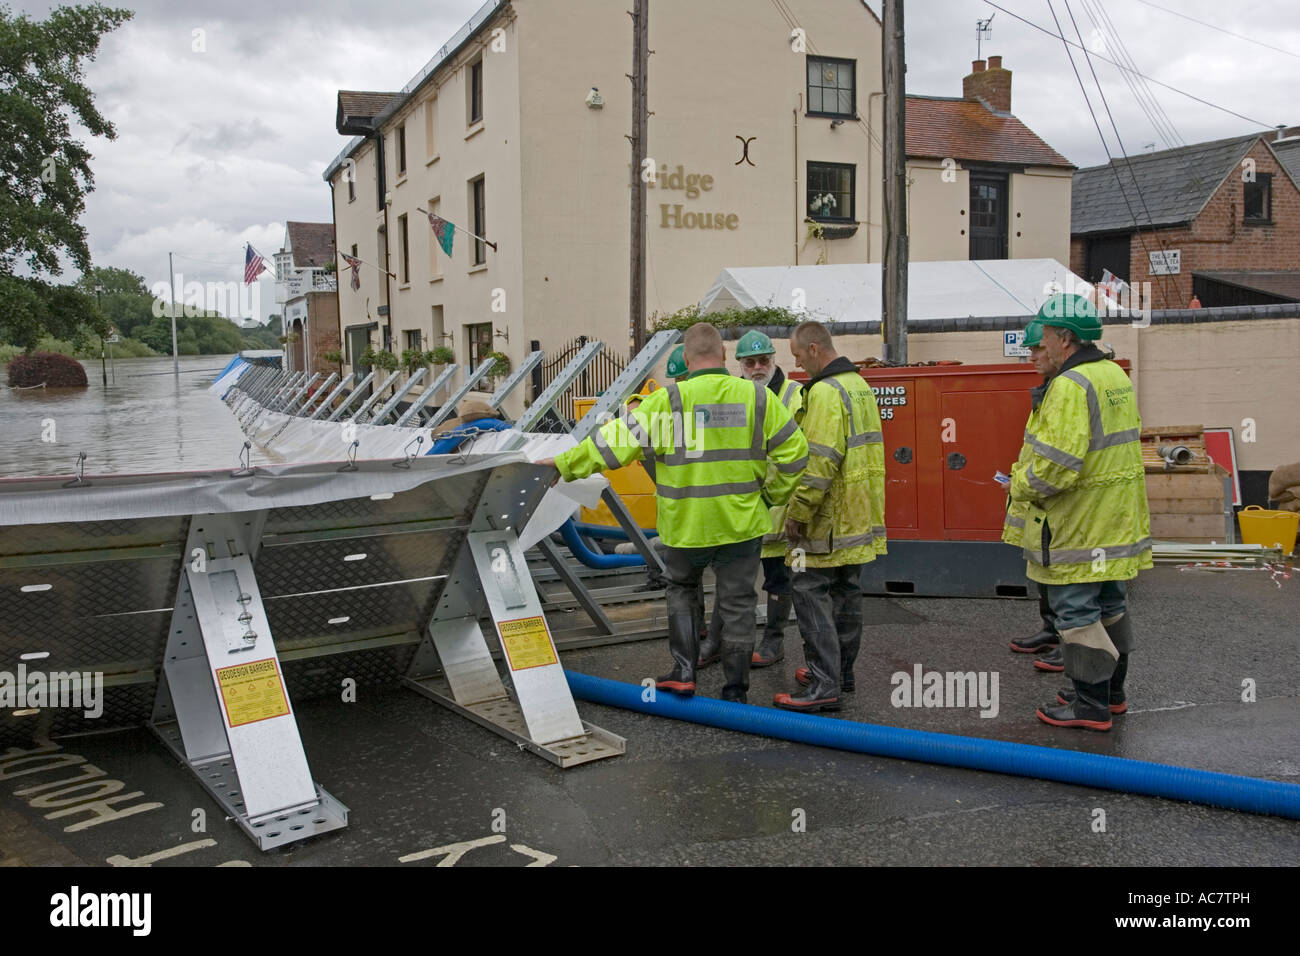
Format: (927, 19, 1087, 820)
(244, 243, 267, 285)
(341, 253, 362, 291)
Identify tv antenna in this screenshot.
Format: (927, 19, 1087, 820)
(976, 13, 995, 59)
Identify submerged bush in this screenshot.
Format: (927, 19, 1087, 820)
(6, 351, 89, 388)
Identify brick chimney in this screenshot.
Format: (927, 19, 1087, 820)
(964, 54, 1011, 112)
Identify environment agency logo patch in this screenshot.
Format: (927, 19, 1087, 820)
(695, 404, 746, 428)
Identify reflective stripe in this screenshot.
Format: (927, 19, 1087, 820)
(657, 479, 761, 499)
(1025, 465, 1063, 497)
(807, 441, 842, 464)
(796, 530, 879, 555)
(751, 380, 767, 459)
(1024, 429, 1035, 443)
(825, 377, 857, 435)
(622, 411, 652, 454)
(775, 455, 808, 473)
(1030, 437, 1085, 473)
(1005, 515, 1026, 529)
(767, 418, 798, 454)
(1095, 427, 1141, 449)
(663, 446, 764, 466)
(802, 474, 831, 490)
(871, 526, 887, 538)
(780, 379, 801, 409)
(1060, 369, 1142, 452)
(762, 532, 784, 544)
(667, 383, 686, 459)
(1060, 370, 1103, 447)
(591, 428, 622, 471)
(1046, 539, 1152, 564)
(846, 430, 883, 448)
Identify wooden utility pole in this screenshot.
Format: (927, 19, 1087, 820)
(628, 0, 650, 358)
(882, 0, 908, 365)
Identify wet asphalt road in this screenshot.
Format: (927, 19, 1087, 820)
(0, 565, 1296, 867)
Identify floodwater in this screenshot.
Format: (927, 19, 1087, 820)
(0, 354, 252, 479)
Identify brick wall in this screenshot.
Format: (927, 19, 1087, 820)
(306, 292, 341, 374)
(1126, 140, 1300, 310)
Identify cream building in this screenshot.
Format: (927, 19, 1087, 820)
(323, 0, 1073, 415)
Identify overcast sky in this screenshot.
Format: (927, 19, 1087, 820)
(18, 0, 1299, 323)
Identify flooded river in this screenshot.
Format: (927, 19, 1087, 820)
(0, 354, 256, 479)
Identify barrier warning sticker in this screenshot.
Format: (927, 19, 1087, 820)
(497, 616, 559, 671)
(216, 657, 291, 727)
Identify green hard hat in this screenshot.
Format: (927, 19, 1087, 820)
(735, 330, 776, 359)
(1022, 319, 1045, 348)
(665, 345, 689, 380)
(1036, 293, 1101, 340)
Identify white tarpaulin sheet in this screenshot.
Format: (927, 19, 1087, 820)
(214, 386, 607, 549)
(698, 258, 1092, 323)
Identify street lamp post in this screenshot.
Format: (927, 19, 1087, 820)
(95, 283, 107, 387)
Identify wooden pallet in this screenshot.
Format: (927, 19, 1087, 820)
(1142, 426, 1230, 543)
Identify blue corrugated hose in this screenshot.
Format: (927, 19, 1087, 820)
(560, 519, 645, 568)
(563, 670, 1300, 820)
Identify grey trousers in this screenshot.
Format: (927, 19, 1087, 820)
(1046, 581, 1133, 683)
(661, 537, 762, 697)
(791, 563, 865, 691)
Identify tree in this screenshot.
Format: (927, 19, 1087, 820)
(0, 3, 134, 350)
(74, 266, 153, 338)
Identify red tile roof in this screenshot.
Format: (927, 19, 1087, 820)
(906, 96, 1074, 169)
(286, 222, 336, 269)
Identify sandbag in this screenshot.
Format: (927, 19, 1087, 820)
(1269, 462, 1300, 498)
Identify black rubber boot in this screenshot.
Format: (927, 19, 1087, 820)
(1058, 653, 1128, 713)
(796, 666, 855, 693)
(656, 611, 697, 696)
(697, 607, 723, 668)
(1010, 626, 1059, 654)
(751, 594, 792, 667)
(720, 643, 751, 703)
(1033, 644, 1064, 672)
(1037, 678, 1112, 730)
(774, 678, 840, 713)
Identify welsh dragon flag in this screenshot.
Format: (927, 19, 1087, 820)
(425, 211, 455, 257)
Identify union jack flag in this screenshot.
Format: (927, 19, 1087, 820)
(341, 253, 362, 291)
(244, 244, 267, 285)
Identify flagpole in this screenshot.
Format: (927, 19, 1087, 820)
(168, 251, 179, 376)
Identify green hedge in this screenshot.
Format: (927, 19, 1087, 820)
(648, 304, 806, 333)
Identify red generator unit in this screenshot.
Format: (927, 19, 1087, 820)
(794, 360, 1130, 598)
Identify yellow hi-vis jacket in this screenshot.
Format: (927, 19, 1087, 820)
(763, 371, 805, 559)
(1002, 376, 1052, 546)
(1009, 347, 1153, 584)
(785, 357, 887, 568)
(555, 368, 808, 549)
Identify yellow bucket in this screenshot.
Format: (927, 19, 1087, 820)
(1237, 506, 1300, 554)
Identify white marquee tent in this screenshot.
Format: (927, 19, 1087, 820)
(698, 259, 1096, 323)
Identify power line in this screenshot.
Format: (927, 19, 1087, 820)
(1082, 0, 1180, 150)
(979, 0, 1276, 129)
(1044, 0, 1179, 305)
(1133, 0, 1300, 61)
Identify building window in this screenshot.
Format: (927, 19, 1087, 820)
(383, 324, 393, 354)
(397, 214, 410, 284)
(404, 328, 423, 351)
(470, 175, 487, 265)
(396, 124, 407, 176)
(350, 243, 358, 259)
(468, 58, 483, 125)
(428, 197, 443, 276)
(1244, 172, 1272, 224)
(347, 172, 355, 203)
(807, 162, 855, 222)
(807, 56, 856, 119)
(467, 322, 492, 368)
